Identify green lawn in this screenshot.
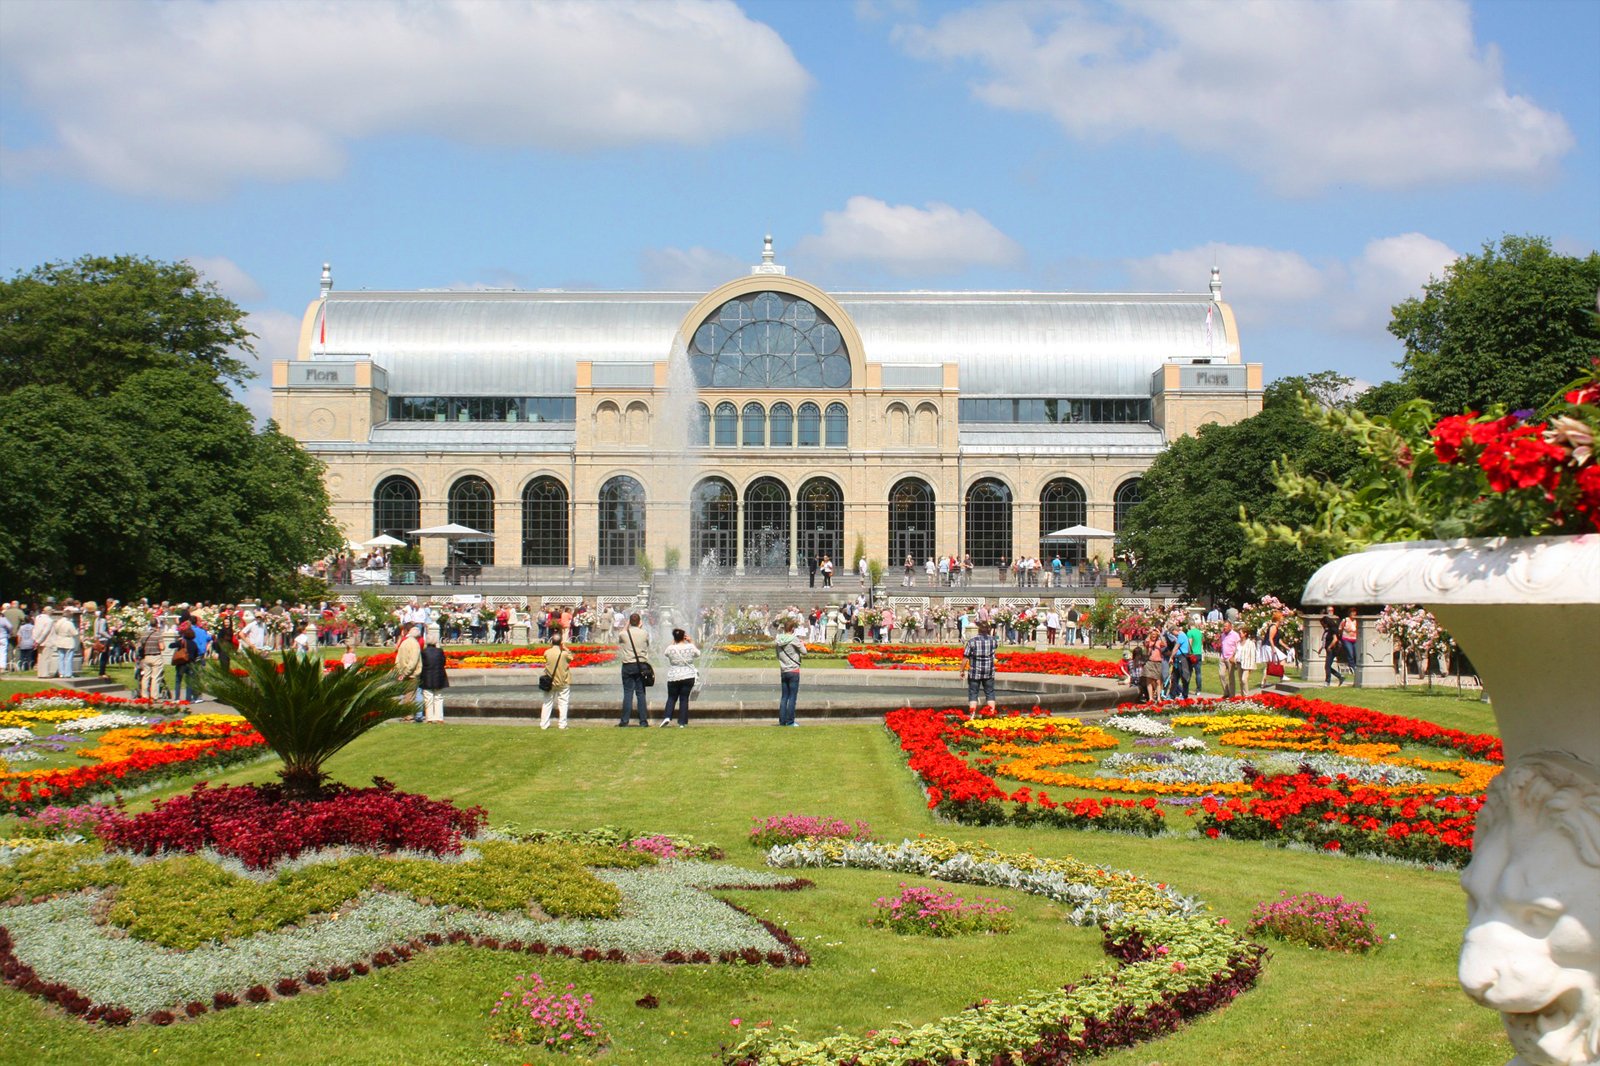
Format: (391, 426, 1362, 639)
(0, 679, 1509, 1065)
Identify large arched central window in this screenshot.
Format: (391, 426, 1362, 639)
(888, 478, 935, 565)
(744, 477, 790, 571)
(447, 476, 495, 566)
(688, 291, 851, 388)
(690, 477, 737, 570)
(1040, 478, 1087, 565)
(965, 478, 1012, 567)
(521, 477, 568, 566)
(796, 477, 844, 570)
(598, 476, 645, 568)
(373, 475, 420, 546)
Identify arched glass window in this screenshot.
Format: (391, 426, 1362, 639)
(373, 475, 420, 546)
(965, 478, 1012, 567)
(888, 478, 935, 565)
(796, 477, 843, 571)
(598, 476, 646, 568)
(769, 402, 794, 447)
(690, 477, 737, 570)
(688, 290, 851, 388)
(447, 476, 495, 566)
(797, 402, 821, 447)
(1114, 478, 1143, 533)
(692, 403, 710, 447)
(744, 477, 790, 571)
(824, 402, 848, 447)
(742, 402, 766, 448)
(521, 477, 568, 567)
(1040, 478, 1088, 565)
(713, 402, 738, 447)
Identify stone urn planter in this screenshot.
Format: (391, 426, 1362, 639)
(1303, 534, 1600, 1066)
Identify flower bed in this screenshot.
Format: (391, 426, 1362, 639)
(1248, 890, 1381, 953)
(884, 694, 1500, 866)
(488, 972, 608, 1054)
(847, 645, 1124, 679)
(1, 715, 266, 811)
(0, 828, 813, 1025)
(734, 836, 1262, 1065)
(748, 813, 873, 850)
(95, 779, 487, 868)
(869, 882, 1012, 937)
(349, 646, 615, 672)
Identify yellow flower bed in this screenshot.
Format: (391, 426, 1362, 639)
(0, 708, 85, 728)
(968, 716, 1059, 732)
(1217, 728, 1402, 759)
(1171, 714, 1304, 733)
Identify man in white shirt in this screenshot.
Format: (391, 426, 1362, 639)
(241, 612, 269, 653)
(1045, 609, 1060, 645)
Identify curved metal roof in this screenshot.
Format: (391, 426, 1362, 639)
(310, 288, 1235, 397)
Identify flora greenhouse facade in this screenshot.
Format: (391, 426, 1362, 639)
(271, 242, 1263, 576)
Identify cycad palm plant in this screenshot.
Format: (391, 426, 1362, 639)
(202, 648, 414, 799)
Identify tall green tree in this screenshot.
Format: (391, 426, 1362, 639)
(1382, 235, 1600, 414)
(1118, 376, 1358, 606)
(0, 254, 254, 397)
(0, 255, 339, 600)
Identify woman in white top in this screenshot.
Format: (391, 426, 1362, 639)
(660, 628, 700, 727)
(1237, 632, 1260, 696)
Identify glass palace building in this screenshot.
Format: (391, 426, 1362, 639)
(271, 242, 1262, 575)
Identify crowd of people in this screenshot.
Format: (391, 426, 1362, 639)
(806, 552, 1121, 590)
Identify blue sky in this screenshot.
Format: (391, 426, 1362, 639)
(2, 0, 1596, 419)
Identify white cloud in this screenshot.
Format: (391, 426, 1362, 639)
(233, 307, 303, 425)
(1125, 234, 1458, 339)
(0, 0, 811, 199)
(185, 256, 264, 303)
(793, 196, 1024, 276)
(894, 0, 1573, 193)
(639, 246, 748, 290)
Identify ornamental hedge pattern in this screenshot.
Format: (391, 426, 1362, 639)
(731, 836, 1263, 1064)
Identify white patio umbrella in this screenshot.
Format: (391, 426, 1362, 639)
(344, 539, 368, 551)
(364, 533, 408, 548)
(1043, 524, 1116, 538)
(409, 523, 489, 540)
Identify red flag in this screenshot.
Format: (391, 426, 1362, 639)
(319, 309, 326, 347)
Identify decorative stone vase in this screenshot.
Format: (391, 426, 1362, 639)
(1303, 535, 1600, 1066)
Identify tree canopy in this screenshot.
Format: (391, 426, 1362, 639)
(0, 254, 254, 397)
(0, 256, 339, 601)
(1117, 376, 1359, 607)
(1381, 235, 1600, 415)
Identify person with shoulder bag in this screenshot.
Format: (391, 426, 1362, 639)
(617, 612, 652, 726)
(540, 632, 572, 729)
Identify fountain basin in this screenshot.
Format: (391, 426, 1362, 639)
(433, 667, 1133, 721)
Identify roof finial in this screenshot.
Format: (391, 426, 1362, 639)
(751, 233, 786, 276)
(320, 262, 333, 298)
(1208, 264, 1221, 301)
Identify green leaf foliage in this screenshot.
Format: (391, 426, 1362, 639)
(1117, 377, 1359, 607)
(0, 254, 254, 396)
(0, 254, 339, 600)
(200, 649, 416, 797)
(1385, 234, 1600, 414)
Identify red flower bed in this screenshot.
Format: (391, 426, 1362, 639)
(883, 707, 1164, 834)
(351, 646, 615, 672)
(6, 689, 180, 709)
(96, 778, 488, 868)
(1132, 692, 1503, 762)
(849, 646, 1122, 679)
(885, 694, 1498, 865)
(1194, 776, 1483, 866)
(1, 720, 264, 810)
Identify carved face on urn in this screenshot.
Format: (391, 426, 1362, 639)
(1459, 753, 1600, 1066)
